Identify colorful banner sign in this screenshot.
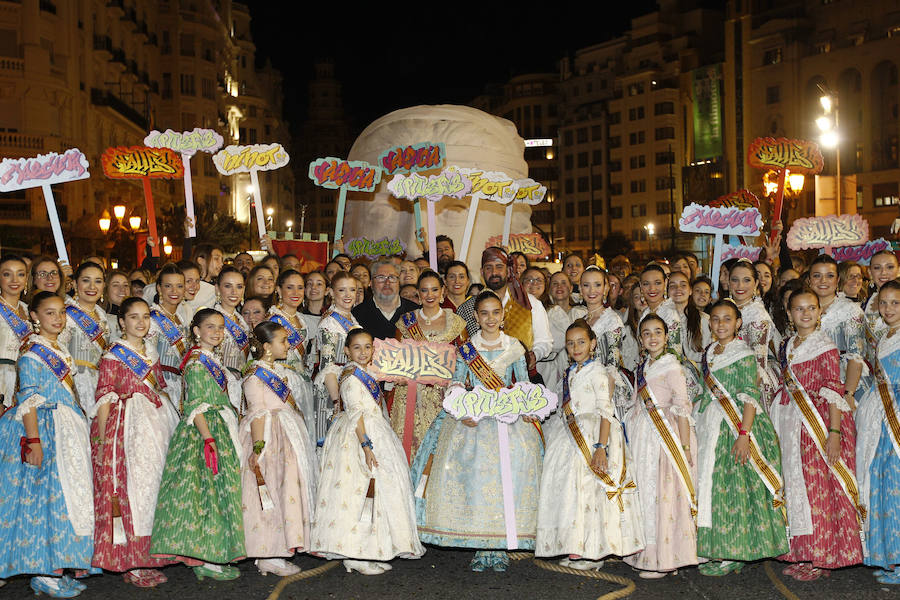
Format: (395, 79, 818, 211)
(386, 169, 472, 202)
(721, 244, 763, 262)
(269, 239, 329, 273)
(378, 142, 445, 176)
(456, 168, 547, 206)
(825, 238, 891, 265)
(709, 189, 759, 210)
(747, 137, 824, 174)
(691, 64, 724, 162)
(369, 339, 456, 386)
(346, 237, 406, 259)
(678, 203, 763, 237)
(146, 128, 224, 238)
(213, 143, 290, 176)
(0, 148, 90, 191)
(485, 233, 551, 259)
(787, 214, 869, 251)
(100, 146, 184, 179)
(443, 382, 558, 424)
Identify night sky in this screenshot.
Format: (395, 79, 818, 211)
(246, 1, 660, 134)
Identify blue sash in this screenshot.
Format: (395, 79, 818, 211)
(27, 342, 75, 394)
(268, 313, 303, 349)
(66, 304, 107, 349)
(221, 311, 249, 352)
(253, 365, 293, 405)
(0, 300, 31, 343)
(401, 311, 426, 341)
(193, 351, 227, 392)
(109, 342, 152, 380)
(329, 310, 354, 333)
(151, 309, 186, 355)
(352, 366, 382, 405)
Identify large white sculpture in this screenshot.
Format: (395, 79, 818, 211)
(344, 105, 532, 272)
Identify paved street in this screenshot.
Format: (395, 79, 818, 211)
(2, 548, 897, 600)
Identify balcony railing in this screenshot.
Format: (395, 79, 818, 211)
(90, 88, 148, 129)
(0, 133, 45, 152)
(0, 57, 24, 74)
(93, 34, 112, 53)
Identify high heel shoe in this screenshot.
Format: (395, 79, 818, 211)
(193, 564, 240, 581)
(343, 560, 386, 575)
(257, 558, 301, 577)
(29, 577, 80, 598)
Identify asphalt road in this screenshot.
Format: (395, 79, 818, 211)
(2, 548, 897, 600)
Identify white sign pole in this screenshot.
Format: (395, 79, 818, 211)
(249, 169, 266, 241)
(711, 232, 724, 297)
(41, 184, 69, 265)
(181, 153, 196, 238)
(501, 204, 514, 247)
(458, 196, 480, 264)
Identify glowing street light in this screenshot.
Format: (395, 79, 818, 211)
(128, 215, 142, 232)
(98, 215, 111, 234)
(788, 172, 805, 193)
(286, 220, 293, 231)
(113, 204, 126, 220)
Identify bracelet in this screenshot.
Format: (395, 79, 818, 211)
(361, 434, 373, 450)
(738, 429, 749, 437)
(593, 441, 608, 450)
(828, 427, 841, 435)
(252, 440, 265, 455)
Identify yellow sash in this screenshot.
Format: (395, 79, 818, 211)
(503, 299, 533, 351)
(873, 347, 900, 464)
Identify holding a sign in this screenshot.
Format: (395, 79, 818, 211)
(787, 214, 869, 255)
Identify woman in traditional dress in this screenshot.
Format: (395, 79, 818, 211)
(864, 251, 898, 342)
(542, 271, 587, 395)
(150, 309, 245, 581)
(0, 255, 31, 409)
(621, 281, 647, 372)
(667, 270, 710, 366)
(213, 266, 250, 381)
(410, 292, 542, 573)
(624, 314, 697, 578)
(639, 264, 682, 357)
(240, 322, 318, 577)
(808, 255, 869, 409)
(0, 292, 94, 597)
(392, 271, 466, 463)
(147, 264, 191, 414)
(102, 271, 130, 341)
(312, 272, 360, 447)
(563, 254, 585, 302)
(311, 329, 424, 575)
(444, 261, 471, 312)
(771, 288, 863, 581)
(60, 262, 109, 418)
(696, 299, 789, 576)
(537, 319, 644, 570)
(91, 297, 179, 587)
(856, 280, 900, 584)
(727, 259, 780, 409)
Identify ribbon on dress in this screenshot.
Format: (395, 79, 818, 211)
(636, 359, 698, 518)
(268, 312, 304, 353)
(0, 300, 31, 346)
(220, 311, 249, 355)
(66, 304, 108, 350)
(185, 350, 227, 392)
(328, 310, 355, 333)
(253, 364, 297, 411)
(873, 345, 900, 464)
(400, 311, 427, 463)
(108, 342, 161, 396)
(151, 309, 186, 357)
(26, 342, 77, 403)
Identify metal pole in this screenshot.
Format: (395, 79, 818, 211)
(668, 143, 675, 253)
(835, 99, 841, 214)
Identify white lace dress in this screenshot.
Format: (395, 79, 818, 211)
(540, 304, 587, 397)
(820, 293, 871, 402)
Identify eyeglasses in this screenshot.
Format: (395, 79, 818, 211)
(373, 275, 399, 283)
(36, 271, 60, 279)
(523, 277, 543, 285)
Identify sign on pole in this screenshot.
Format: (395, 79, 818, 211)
(786, 214, 869, 255)
(308, 156, 381, 257)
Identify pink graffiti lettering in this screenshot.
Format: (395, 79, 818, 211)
(0, 149, 87, 188)
(380, 144, 444, 175)
(313, 159, 377, 191)
(679, 204, 761, 235)
(828, 239, 890, 265)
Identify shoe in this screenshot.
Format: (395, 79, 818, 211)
(343, 560, 386, 575)
(490, 552, 510, 573)
(875, 569, 900, 584)
(29, 577, 80, 598)
(791, 564, 828, 581)
(257, 559, 301, 577)
(123, 569, 167, 588)
(559, 558, 573, 568)
(371, 562, 392, 572)
(639, 570, 669, 579)
(782, 563, 805, 577)
(566, 559, 605, 571)
(59, 576, 86, 592)
(193, 564, 240, 581)
(470, 552, 490, 572)
(698, 560, 743, 576)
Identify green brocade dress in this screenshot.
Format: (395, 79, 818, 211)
(150, 353, 245, 563)
(695, 341, 789, 561)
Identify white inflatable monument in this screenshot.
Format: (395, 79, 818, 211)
(343, 105, 533, 272)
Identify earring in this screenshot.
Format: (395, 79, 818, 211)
(263, 349, 273, 362)
(816, 317, 821, 330)
(33, 320, 40, 333)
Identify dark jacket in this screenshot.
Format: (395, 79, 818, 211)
(352, 296, 420, 340)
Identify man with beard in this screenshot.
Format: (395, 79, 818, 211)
(457, 247, 552, 373)
(233, 251, 255, 276)
(435, 235, 455, 274)
(352, 258, 420, 339)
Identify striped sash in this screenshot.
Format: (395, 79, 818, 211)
(873, 346, 900, 464)
(26, 342, 77, 406)
(253, 364, 297, 411)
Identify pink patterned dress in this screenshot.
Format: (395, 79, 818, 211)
(771, 331, 863, 568)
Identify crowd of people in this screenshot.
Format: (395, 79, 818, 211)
(0, 227, 898, 597)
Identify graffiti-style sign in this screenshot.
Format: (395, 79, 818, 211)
(213, 143, 290, 176)
(144, 128, 224, 157)
(379, 142, 445, 176)
(346, 237, 406, 259)
(787, 214, 869, 251)
(101, 146, 184, 179)
(308, 156, 381, 192)
(721, 244, 763, 262)
(369, 339, 456, 385)
(679, 203, 763, 237)
(386, 169, 472, 202)
(825, 238, 891, 265)
(485, 233, 551, 259)
(0, 148, 90, 192)
(456, 168, 547, 205)
(709, 189, 760, 210)
(443, 382, 558, 424)
(747, 137, 824, 174)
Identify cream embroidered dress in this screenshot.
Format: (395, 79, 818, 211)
(0, 297, 29, 407)
(820, 293, 871, 404)
(540, 304, 587, 396)
(735, 298, 781, 410)
(60, 297, 110, 417)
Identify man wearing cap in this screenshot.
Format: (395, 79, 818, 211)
(457, 247, 552, 372)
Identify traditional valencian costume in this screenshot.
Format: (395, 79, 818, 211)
(147, 302, 191, 414)
(311, 308, 359, 445)
(0, 295, 31, 407)
(60, 297, 110, 417)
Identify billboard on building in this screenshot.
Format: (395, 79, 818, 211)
(692, 64, 724, 161)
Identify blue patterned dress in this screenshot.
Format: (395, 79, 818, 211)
(0, 337, 94, 577)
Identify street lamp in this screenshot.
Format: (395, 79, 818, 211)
(645, 222, 655, 254)
(163, 236, 173, 256)
(128, 215, 142, 232)
(816, 85, 842, 212)
(113, 204, 126, 221)
(98, 212, 111, 234)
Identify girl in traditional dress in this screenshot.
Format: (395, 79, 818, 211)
(311, 328, 424, 575)
(621, 281, 647, 372)
(60, 262, 109, 417)
(857, 280, 900, 584)
(808, 255, 869, 410)
(771, 288, 863, 581)
(313, 272, 360, 447)
(543, 271, 587, 395)
(392, 271, 467, 463)
(150, 309, 245, 581)
(536, 319, 644, 570)
(0, 255, 31, 408)
(864, 250, 898, 341)
(696, 298, 789, 576)
(91, 297, 179, 587)
(639, 264, 682, 356)
(213, 266, 250, 381)
(241, 322, 318, 577)
(728, 259, 780, 409)
(0, 292, 94, 597)
(668, 270, 710, 365)
(624, 314, 697, 578)
(147, 264, 191, 414)
(300, 271, 329, 370)
(410, 292, 542, 573)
